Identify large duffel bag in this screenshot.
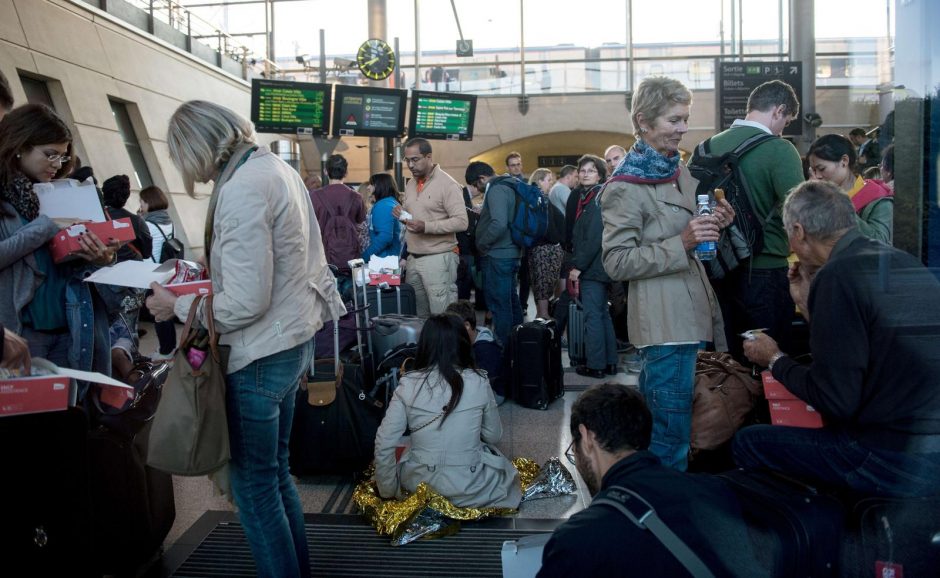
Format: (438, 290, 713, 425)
(690, 352, 761, 453)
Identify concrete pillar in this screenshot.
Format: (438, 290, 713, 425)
(368, 0, 388, 176)
(789, 0, 815, 153)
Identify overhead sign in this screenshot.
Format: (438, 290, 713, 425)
(717, 61, 803, 136)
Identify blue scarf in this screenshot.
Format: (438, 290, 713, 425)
(611, 139, 681, 184)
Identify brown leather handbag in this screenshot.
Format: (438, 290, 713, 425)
(147, 295, 230, 475)
(690, 352, 761, 453)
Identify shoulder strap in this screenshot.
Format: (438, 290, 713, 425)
(730, 132, 779, 159)
(594, 485, 716, 578)
(151, 224, 170, 263)
(463, 186, 472, 208)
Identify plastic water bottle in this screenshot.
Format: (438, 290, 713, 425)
(695, 194, 717, 261)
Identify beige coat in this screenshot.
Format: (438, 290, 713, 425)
(600, 166, 726, 350)
(174, 147, 346, 374)
(373, 368, 521, 509)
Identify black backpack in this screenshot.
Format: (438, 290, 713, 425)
(154, 224, 184, 263)
(688, 133, 778, 280)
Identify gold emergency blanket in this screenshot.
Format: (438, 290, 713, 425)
(353, 457, 573, 545)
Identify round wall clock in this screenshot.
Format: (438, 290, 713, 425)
(357, 38, 395, 81)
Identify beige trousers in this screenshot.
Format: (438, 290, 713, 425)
(406, 251, 459, 318)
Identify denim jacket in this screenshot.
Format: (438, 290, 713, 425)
(1, 200, 110, 391)
(66, 267, 112, 377)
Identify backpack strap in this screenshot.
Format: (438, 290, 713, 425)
(152, 223, 172, 263)
(729, 132, 778, 159)
(594, 485, 716, 578)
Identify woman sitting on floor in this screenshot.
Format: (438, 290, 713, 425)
(373, 313, 521, 509)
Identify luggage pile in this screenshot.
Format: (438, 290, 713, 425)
(289, 261, 423, 476)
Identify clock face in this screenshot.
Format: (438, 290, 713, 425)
(357, 38, 395, 81)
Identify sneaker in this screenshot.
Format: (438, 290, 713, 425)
(148, 350, 175, 362)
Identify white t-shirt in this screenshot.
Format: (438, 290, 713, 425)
(146, 222, 174, 263)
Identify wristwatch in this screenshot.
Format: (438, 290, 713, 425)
(768, 351, 787, 371)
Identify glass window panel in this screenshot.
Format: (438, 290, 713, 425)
(109, 100, 153, 189)
(18, 75, 55, 110)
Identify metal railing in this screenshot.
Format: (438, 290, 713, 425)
(271, 49, 890, 96)
(99, 0, 278, 79)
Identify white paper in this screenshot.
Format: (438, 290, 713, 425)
(82, 259, 177, 289)
(35, 178, 107, 222)
(55, 367, 132, 389)
(367, 255, 400, 273)
(29, 358, 131, 389)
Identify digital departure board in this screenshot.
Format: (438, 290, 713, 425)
(250, 79, 331, 135)
(331, 84, 407, 138)
(717, 61, 803, 137)
(408, 90, 477, 141)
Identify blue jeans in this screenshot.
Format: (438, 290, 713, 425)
(733, 425, 940, 498)
(580, 279, 617, 370)
(638, 343, 699, 472)
(482, 256, 523, 349)
(226, 339, 315, 578)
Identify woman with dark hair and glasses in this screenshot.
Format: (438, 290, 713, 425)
(807, 133, 893, 244)
(0, 104, 117, 383)
(362, 172, 402, 261)
(373, 313, 521, 508)
(568, 154, 618, 379)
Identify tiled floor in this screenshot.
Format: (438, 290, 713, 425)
(138, 300, 640, 551)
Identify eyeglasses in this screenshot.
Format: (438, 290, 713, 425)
(564, 440, 577, 465)
(578, 167, 598, 175)
(46, 154, 71, 165)
(404, 156, 427, 165)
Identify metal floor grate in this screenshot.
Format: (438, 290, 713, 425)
(171, 516, 552, 577)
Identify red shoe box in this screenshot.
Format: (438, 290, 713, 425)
(369, 272, 401, 286)
(762, 371, 824, 429)
(164, 279, 213, 296)
(49, 218, 136, 263)
(0, 359, 131, 417)
(0, 374, 72, 417)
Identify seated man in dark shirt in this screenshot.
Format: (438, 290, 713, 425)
(736, 180, 940, 498)
(538, 383, 765, 577)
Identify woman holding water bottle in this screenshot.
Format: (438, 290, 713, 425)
(598, 76, 735, 471)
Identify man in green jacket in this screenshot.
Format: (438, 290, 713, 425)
(690, 80, 805, 361)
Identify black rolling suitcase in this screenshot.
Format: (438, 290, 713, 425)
(717, 469, 844, 577)
(840, 494, 940, 578)
(366, 283, 417, 317)
(85, 359, 175, 575)
(289, 307, 386, 476)
(0, 408, 95, 576)
(510, 318, 564, 409)
(87, 423, 175, 574)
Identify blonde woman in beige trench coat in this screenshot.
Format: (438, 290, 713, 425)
(599, 77, 734, 472)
